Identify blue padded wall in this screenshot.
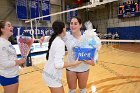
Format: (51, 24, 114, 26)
(107, 26, 140, 40)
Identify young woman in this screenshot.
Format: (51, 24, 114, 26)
(64, 16, 101, 93)
(42, 20, 81, 93)
(0, 20, 26, 93)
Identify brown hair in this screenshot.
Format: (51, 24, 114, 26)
(71, 16, 82, 25)
(0, 20, 6, 36)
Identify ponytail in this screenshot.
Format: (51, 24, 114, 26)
(46, 20, 65, 60)
(46, 33, 57, 60)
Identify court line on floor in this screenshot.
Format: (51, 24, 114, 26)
(99, 61, 140, 69)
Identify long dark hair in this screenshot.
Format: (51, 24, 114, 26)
(46, 20, 65, 60)
(0, 20, 6, 36)
(71, 16, 82, 25)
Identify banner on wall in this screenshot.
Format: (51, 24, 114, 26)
(66, 5, 72, 22)
(42, 0, 51, 20)
(66, 5, 78, 22)
(73, 9, 78, 17)
(29, 0, 40, 18)
(12, 27, 85, 38)
(16, 0, 28, 19)
(13, 27, 53, 37)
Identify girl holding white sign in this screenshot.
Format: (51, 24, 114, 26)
(64, 16, 101, 93)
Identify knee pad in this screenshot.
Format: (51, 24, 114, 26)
(68, 89, 76, 93)
(79, 88, 86, 93)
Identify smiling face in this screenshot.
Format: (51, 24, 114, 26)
(0, 21, 13, 38)
(70, 18, 82, 33)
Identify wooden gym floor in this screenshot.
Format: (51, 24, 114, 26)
(0, 43, 140, 93)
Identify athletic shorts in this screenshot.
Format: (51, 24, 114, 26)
(66, 69, 89, 73)
(0, 75, 19, 86)
(42, 73, 62, 88)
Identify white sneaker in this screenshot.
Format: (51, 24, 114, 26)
(91, 85, 96, 93)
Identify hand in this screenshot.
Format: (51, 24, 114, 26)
(19, 64, 25, 68)
(73, 57, 82, 66)
(63, 58, 82, 68)
(19, 58, 26, 64)
(19, 58, 26, 68)
(39, 33, 45, 47)
(15, 58, 26, 67)
(83, 59, 95, 66)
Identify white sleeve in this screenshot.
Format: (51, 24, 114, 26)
(0, 46, 16, 68)
(54, 41, 65, 69)
(44, 36, 51, 42)
(63, 32, 70, 42)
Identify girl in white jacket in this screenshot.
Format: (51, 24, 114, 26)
(42, 20, 81, 93)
